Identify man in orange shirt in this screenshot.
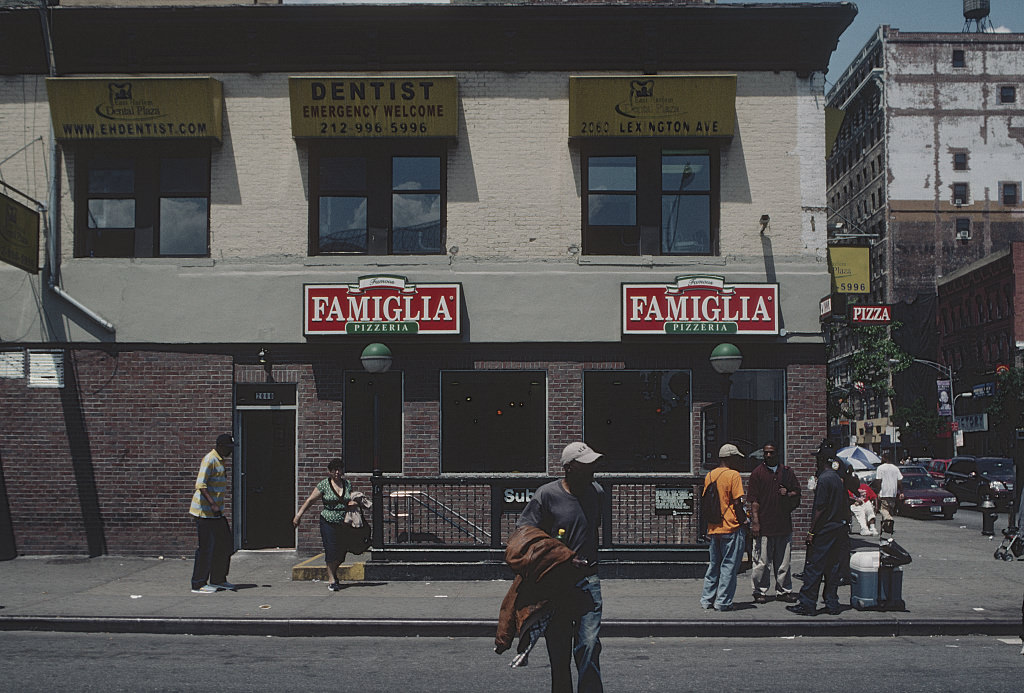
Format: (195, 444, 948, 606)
(699, 444, 747, 612)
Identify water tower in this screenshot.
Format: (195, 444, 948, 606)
(963, 0, 994, 33)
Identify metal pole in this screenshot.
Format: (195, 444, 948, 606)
(371, 386, 385, 552)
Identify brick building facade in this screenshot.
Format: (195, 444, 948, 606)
(0, 1, 852, 557)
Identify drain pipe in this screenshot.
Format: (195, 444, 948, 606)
(37, 0, 115, 335)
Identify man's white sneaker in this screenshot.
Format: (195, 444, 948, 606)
(191, 585, 221, 594)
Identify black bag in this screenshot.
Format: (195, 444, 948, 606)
(701, 478, 723, 525)
(341, 522, 372, 555)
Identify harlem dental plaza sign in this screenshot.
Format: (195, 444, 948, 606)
(305, 276, 461, 336)
(622, 276, 778, 335)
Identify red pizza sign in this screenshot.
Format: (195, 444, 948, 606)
(622, 275, 778, 335)
(305, 276, 461, 336)
(849, 304, 891, 325)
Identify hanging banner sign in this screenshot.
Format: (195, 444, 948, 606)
(569, 75, 736, 138)
(850, 304, 891, 325)
(304, 275, 461, 336)
(0, 191, 40, 274)
(46, 77, 223, 141)
(828, 246, 870, 294)
(622, 275, 778, 335)
(289, 76, 458, 138)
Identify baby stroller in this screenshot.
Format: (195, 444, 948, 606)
(994, 526, 1023, 561)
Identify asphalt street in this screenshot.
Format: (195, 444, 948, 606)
(1, 632, 1021, 693)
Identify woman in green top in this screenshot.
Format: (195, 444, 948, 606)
(293, 458, 357, 592)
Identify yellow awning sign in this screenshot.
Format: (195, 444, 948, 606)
(289, 77, 458, 138)
(0, 192, 40, 274)
(828, 246, 870, 294)
(569, 75, 736, 138)
(46, 77, 224, 141)
(825, 107, 845, 158)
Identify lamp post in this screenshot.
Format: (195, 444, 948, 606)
(710, 343, 743, 451)
(952, 391, 973, 452)
(361, 343, 392, 552)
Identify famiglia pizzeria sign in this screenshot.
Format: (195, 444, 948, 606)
(622, 275, 778, 335)
(305, 276, 461, 336)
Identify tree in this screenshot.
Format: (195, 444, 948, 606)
(848, 323, 912, 399)
(891, 397, 943, 454)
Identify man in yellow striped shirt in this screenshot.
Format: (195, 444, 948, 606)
(190, 433, 235, 594)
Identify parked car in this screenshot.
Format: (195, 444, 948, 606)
(943, 456, 1016, 508)
(895, 470, 958, 519)
(926, 458, 951, 483)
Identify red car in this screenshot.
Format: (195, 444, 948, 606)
(926, 458, 951, 483)
(897, 471, 959, 519)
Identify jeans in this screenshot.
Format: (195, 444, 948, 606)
(545, 574, 602, 693)
(701, 529, 745, 610)
(190, 516, 233, 589)
(750, 533, 793, 596)
(797, 526, 847, 611)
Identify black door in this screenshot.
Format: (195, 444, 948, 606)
(240, 410, 296, 549)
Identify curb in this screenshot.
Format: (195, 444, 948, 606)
(0, 616, 1018, 638)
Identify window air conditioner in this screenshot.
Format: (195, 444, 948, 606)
(954, 199, 964, 206)
(956, 229, 971, 241)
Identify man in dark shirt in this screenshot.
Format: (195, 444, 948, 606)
(748, 442, 801, 604)
(517, 441, 604, 693)
(787, 455, 850, 616)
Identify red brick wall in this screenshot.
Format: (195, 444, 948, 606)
(0, 349, 233, 556)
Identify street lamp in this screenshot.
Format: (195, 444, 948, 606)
(360, 343, 392, 552)
(952, 391, 973, 452)
(710, 343, 743, 454)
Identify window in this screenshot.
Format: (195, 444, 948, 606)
(953, 183, 969, 205)
(726, 370, 785, 473)
(343, 370, 403, 473)
(1001, 182, 1020, 206)
(999, 85, 1017, 104)
(441, 371, 546, 473)
(583, 370, 691, 472)
(952, 50, 965, 68)
(581, 142, 718, 255)
(310, 141, 446, 255)
(75, 144, 210, 257)
(953, 152, 967, 171)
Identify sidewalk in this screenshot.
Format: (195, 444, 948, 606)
(1, 511, 1021, 638)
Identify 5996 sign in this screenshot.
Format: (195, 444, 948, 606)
(836, 280, 868, 293)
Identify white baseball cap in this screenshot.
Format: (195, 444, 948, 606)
(718, 443, 745, 459)
(561, 441, 603, 465)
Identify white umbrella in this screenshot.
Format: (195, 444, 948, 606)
(836, 445, 882, 470)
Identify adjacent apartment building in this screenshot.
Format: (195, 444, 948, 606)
(825, 21, 1024, 453)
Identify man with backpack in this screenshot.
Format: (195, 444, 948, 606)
(748, 442, 801, 604)
(699, 444, 747, 612)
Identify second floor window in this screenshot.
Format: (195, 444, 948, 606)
(75, 144, 210, 258)
(310, 141, 446, 255)
(582, 142, 718, 256)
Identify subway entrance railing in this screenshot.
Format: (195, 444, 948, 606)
(364, 473, 710, 564)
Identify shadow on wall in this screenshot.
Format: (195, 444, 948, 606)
(61, 352, 107, 557)
(0, 451, 16, 560)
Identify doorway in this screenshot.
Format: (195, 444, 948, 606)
(239, 396, 296, 549)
